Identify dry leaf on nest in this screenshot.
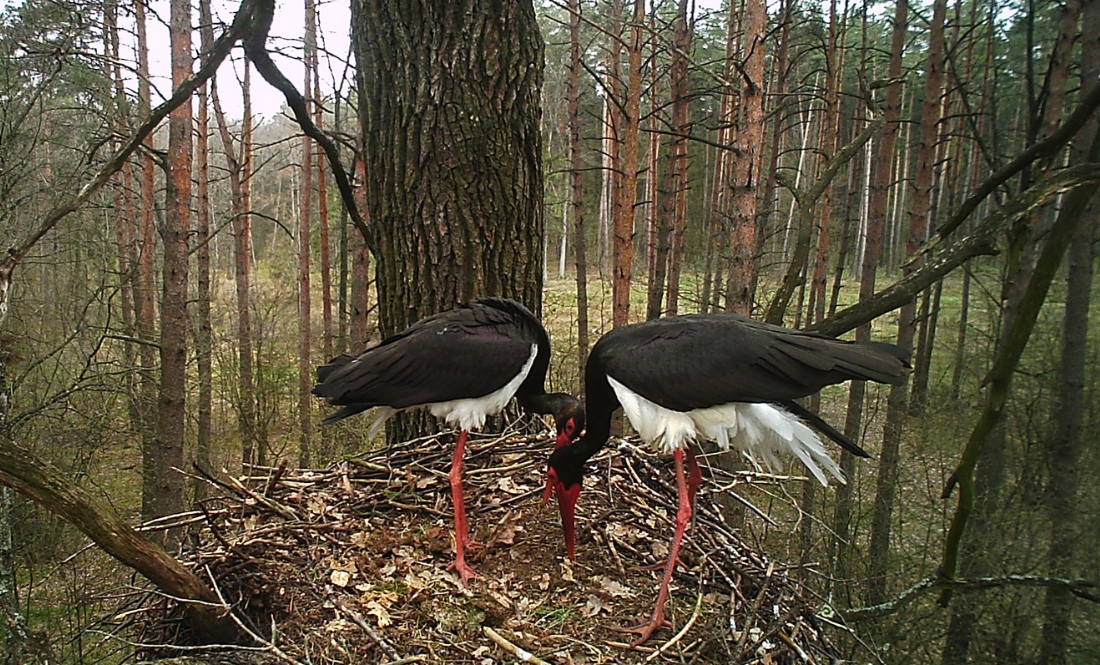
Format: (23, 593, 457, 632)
(495, 477, 527, 495)
(323, 618, 355, 633)
(596, 577, 634, 598)
(364, 600, 393, 627)
(486, 512, 524, 548)
(307, 495, 328, 515)
(582, 595, 604, 617)
(330, 569, 352, 587)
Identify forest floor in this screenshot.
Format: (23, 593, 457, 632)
(133, 427, 853, 664)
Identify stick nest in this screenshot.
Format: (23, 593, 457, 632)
(128, 431, 846, 664)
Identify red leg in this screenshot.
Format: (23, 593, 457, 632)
(684, 443, 703, 506)
(448, 429, 477, 586)
(617, 448, 694, 645)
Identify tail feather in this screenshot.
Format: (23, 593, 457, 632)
(781, 399, 870, 458)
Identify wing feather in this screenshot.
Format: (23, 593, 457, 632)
(599, 313, 908, 412)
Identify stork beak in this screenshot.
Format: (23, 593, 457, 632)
(553, 482, 581, 561)
(554, 428, 573, 451)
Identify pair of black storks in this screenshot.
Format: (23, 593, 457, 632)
(312, 297, 908, 641)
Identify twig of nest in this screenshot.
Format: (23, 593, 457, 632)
(114, 432, 840, 664)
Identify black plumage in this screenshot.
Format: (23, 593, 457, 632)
(545, 312, 909, 643)
(314, 297, 579, 586)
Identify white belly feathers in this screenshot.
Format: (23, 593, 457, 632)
(607, 376, 844, 485)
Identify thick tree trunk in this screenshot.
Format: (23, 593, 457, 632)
(353, 0, 545, 438)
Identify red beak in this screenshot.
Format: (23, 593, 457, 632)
(553, 482, 581, 560)
(554, 429, 573, 451)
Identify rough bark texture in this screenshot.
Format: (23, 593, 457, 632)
(658, 0, 691, 318)
(613, 0, 643, 327)
(353, 0, 545, 436)
(724, 0, 766, 315)
(148, 0, 193, 535)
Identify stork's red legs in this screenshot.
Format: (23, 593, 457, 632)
(448, 429, 479, 586)
(617, 445, 700, 645)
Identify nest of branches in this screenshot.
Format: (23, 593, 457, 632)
(126, 430, 848, 664)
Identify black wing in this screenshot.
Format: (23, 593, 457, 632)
(598, 313, 908, 412)
(313, 301, 536, 414)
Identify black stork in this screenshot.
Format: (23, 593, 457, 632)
(545, 313, 908, 642)
(313, 297, 580, 585)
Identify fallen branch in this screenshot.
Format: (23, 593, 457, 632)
(484, 626, 554, 665)
(841, 574, 1100, 622)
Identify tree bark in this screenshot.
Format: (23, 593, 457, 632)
(349, 147, 371, 348)
(353, 0, 545, 438)
(613, 0, 644, 327)
(195, 0, 214, 501)
(148, 0, 193, 538)
(213, 58, 258, 469)
(568, 0, 590, 381)
(651, 0, 691, 320)
(867, 0, 945, 608)
(724, 0, 766, 315)
(134, 0, 159, 520)
(298, 0, 316, 467)
(1038, 1, 1094, 661)
(0, 434, 238, 643)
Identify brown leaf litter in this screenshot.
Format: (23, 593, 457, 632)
(121, 431, 851, 664)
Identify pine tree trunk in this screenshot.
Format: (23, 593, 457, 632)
(867, 0, 941, 608)
(651, 0, 691, 320)
(194, 0, 214, 501)
(613, 0, 644, 327)
(725, 0, 766, 314)
(568, 0, 590, 381)
(149, 0, 193, 538)
(135, 0, 159, 521)
(213, 59, 257, 469)
(1038, 0, 1092, 661)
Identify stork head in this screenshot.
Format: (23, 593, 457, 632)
(544, 444, 585, 560)
(551, 397, 585, 451)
